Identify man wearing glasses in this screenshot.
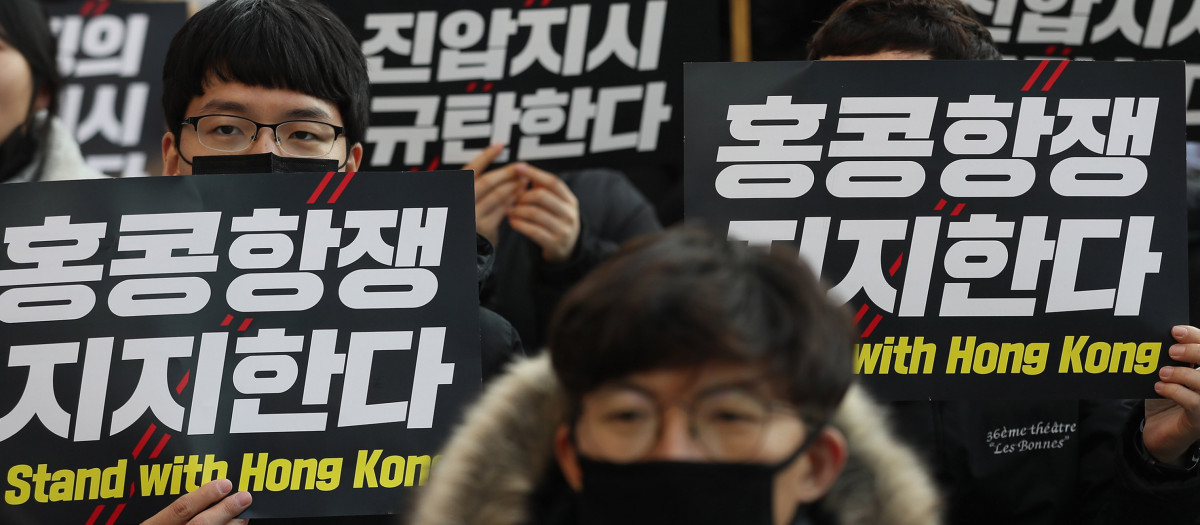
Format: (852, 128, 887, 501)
(158, 0, 523, 378)
(411, 228, 942, 525)
(159, 0, 365, 176)
(143, 2, 521, 523)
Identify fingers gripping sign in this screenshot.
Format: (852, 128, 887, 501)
(142, 478, 252, 525)
(506, 162, 581, 263)
(1144, 325, 1200, 465)
(465, 143, 525, 247)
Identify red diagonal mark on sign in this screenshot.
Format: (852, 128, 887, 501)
(427, 156, 441, 171)
(1062, 46, 1073, 55)
(1045, 45, 1056, 55)
(541, 0, 552, 5)
(328, 172, 357, 203)
(483, 82, 494, 92)
(307, 172, 336, 204)
(889, 253, 904, 276)
(149, 434, 171, 459)
(129, 483, 136, 497)
(853, 304, 869, 324)
(175, 370, 191, 395)
(80, 0, 96, 16)
(220, 314, 234, 326)
(466, 81, 478, 92)
(951, 203, 965, 216)
(94, 0, 111, 15)
(85, 505, 105, 525)
(524, 0, 535, 6)
(104, 503, 126, 525)
(934, 199, 946, 211)
(1022, 60, 1050, 91)
(1041, 60, 1069, 91)
(237, 318, 254, 332)
(861, 315, 883, 338)
(132, 424, 157, 458)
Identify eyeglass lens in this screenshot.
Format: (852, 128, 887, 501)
(576, 385, 788, 462)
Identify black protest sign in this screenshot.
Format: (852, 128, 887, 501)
(964, 0, 1200, 140)
(0, 171, 481, 522)
(327, 0, 719, 173)
(685, 60, 1188, 400)
(46, 1, 187, 177)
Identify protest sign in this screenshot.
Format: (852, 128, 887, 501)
(685, 60, 1188, 400)
(46, 1, 187, 178)
(0, 171, 481, 522)
(328, 0, 719, 175)
(964, 0, 1200, 140)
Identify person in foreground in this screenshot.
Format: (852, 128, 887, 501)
(411, 227, 941, 525)
(807, 0, 1200, 523)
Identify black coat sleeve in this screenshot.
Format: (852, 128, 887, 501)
(533, 168, 662, 287)
(524, 168, 662, 348)
(479, 306, 525, 383)
(1094, 402, 1200, 524)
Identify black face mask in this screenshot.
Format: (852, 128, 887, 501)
(574, 422, 826, 525)
(0, 126, 38, 183)
(190, 153, 340, 175)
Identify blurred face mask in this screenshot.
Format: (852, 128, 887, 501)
(190, 153, 339, 175)
(0, 42, 38, 182)
(573, 422, 825, 525)
(0, 125, 36, 182)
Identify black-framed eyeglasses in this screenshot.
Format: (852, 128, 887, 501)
(180, 114, 346, 159)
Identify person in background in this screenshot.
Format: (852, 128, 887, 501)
(164, 0, 659, 354)
(158, 0, 522, 381)
(0, 0, 103, 183)
(808, 0, 1200, 523)
(464, 145, 662, 351)
(412, 227, 941, 525)
(143, 0, 526, 522)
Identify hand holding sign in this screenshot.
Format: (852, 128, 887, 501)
(1144, 326, 1200, 465)
(465, 144, 527, 247)
(142, 479, 251, 525)
(506, 162, 581, 263)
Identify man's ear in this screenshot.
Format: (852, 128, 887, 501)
(789, 427, 848, 504)
(344, 142, 363, 172)
(554, 424, 583, 492)
(161, 132, 182, 176)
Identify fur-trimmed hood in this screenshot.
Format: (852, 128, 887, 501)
(412, 355, 941, 525)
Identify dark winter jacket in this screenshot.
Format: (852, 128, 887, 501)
(483, 168, 661, 350)
(888, 399, 1200, 525)
(474, 234, 525, 382)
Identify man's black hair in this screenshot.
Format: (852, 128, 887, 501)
(0, 0, 62, 180)
(549, 227, 856, 422)
(162, 0, 369, 146)
(807, 0, 1002, 60)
